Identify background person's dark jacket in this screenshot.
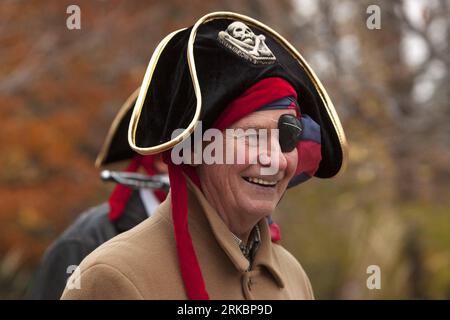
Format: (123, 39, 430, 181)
(28, 191, 147, 300)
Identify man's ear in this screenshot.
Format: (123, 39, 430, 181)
(187, 139, 210, 167)
(188, 162, 200, 167)
(185, 148, 201, 167)
(154, 154, 169, 173)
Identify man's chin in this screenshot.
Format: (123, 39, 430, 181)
(242, 202, 276, 219)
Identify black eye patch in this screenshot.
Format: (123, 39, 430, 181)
(278, 114, 303, 152)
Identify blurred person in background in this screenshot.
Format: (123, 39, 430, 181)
(28, 89, 169, 300)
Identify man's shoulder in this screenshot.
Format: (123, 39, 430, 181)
(61, 208, 180, 299)
(271, 243, 303, 268)
(271, 243, 315, 299)
(77, 208, 175, 276)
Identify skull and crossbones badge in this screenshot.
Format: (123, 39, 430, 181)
(218, 21, 276, 64)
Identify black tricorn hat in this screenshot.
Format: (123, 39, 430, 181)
(128, 11, 347, 178)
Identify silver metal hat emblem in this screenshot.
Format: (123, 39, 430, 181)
(218, 21, 276, 64)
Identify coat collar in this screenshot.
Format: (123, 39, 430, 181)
(113, 190, 148, 233)
(180, 176, 286, 289)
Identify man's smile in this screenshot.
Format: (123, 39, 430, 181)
(242, 176, 278, 187)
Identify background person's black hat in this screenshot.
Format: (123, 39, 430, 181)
(95, 88, 140, 167)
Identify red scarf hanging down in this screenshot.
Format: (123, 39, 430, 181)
(163, 152, 209, 299)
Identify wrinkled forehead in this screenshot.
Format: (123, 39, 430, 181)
(228, 109, 297, 130)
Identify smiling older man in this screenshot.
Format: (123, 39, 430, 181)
(61, 12, 347, 300)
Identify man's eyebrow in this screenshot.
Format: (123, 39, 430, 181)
(238, 117, 279, 129)
(239, 124, 271, 130)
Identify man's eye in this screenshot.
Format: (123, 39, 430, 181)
(278, 114, 303, 153)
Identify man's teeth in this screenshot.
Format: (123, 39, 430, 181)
(245, 177, 277, 186)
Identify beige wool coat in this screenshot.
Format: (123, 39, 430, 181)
(61, 178, 314, 300)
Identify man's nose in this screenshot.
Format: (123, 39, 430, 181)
(258, 132, 288, 172)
